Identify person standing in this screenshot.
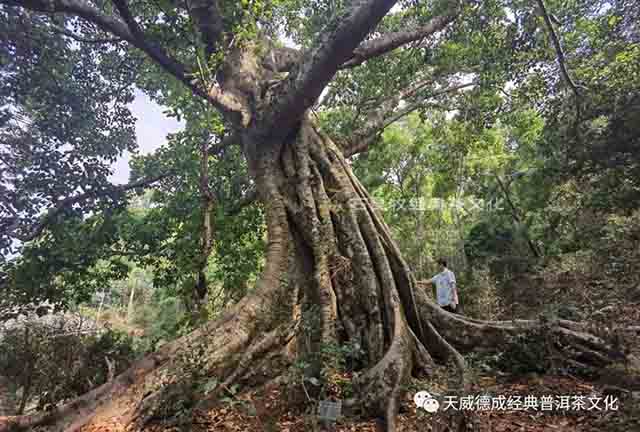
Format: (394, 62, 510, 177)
(429, 258, 458, 313)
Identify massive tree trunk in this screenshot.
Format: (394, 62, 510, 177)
(0, 114, 631, 432)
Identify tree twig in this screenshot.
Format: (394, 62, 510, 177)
(341, 12, 458, 69)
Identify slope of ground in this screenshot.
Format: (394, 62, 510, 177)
(96, 367, 637, 432)
(78, 298, 640, 432)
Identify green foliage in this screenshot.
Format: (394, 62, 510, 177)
(465, 220, 515, 262)
(352, 111, 521, 279)
(344, 0, 639, 299)
(489, 326, 555, 376)
(2, 212, 133, 306)
(3, 120, 265, 314)
(0, 9, 138, 258)
(132, 293, 187, 352)
(127, 128, 265, 311)
(1, 0, 270, 310)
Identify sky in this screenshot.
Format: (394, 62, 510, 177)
(109, 89, 184, 185)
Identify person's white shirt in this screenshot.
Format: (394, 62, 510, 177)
(429, 267, 458, 307)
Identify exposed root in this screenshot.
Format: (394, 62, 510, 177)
(423, 320, 468, 390)
(214, 321, 298, 399)
(408, 326, 435, 377)
(346, 327, 412, 432)
(413, 288, 631, 372)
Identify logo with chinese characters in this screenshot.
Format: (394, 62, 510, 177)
(413, 391, 440, 413)
(439, 394, 619, 412)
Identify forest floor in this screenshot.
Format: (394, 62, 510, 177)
(117, 368, 638, 432)
(78, 305, 640, 432)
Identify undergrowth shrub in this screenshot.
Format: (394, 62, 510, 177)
(459, 265, 504, 320)
(0, 305, 138, 414)
(490, 326, 553, 375)
(132, 295, 189, 352)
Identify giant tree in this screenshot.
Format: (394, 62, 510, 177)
(0, 0, 634, 431)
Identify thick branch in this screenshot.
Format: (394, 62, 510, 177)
(344, 81, 476, 157)
(5, 0, 240, 116)
(263, 47, 303, 73)
(111, 0, 142, 35)
(9, 0, 188, 84)
(6, 173, 170, 243)
(49, 23, 122, 43)
(534, 0, 582, 99)
(265, 0, 399, 140)
(341, 13, 457, 69)
(382, 82, 475, 128)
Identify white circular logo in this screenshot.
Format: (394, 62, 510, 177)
(413, 391, 440, 413)
(423, 396, 440, 413)
(413, 391, 431, 408)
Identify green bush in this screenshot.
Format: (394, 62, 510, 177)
(489, 326, 553, 375)
(132, 295, 188, 352)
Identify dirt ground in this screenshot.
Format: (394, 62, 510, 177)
(135, 372, 637, 432)
(6, 306, 639, 432)
(132, 303, 640, 432)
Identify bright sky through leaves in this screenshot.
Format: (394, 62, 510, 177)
(109, 90, 183, 185)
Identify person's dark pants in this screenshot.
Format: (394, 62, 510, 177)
(442, 304, 457, 314)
